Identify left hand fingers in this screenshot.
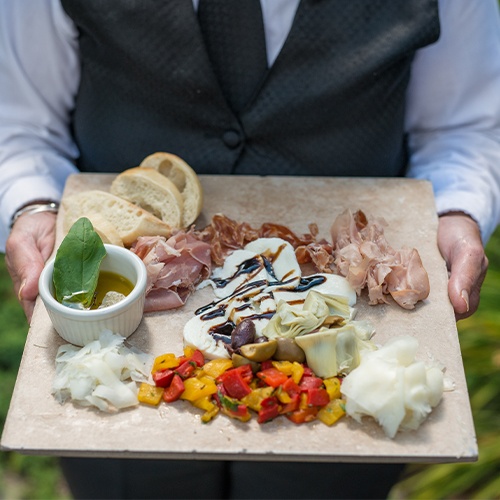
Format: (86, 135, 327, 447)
(438, 213, 489, 320)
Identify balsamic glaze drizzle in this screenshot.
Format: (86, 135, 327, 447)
(212, 257, 262, 288)
(196, 251, 327, 342)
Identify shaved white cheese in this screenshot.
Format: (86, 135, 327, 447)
(52, 330, 152, 412)
(341, 336, 444, 438)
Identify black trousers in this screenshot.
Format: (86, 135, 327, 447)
(60, 457, 405, 499)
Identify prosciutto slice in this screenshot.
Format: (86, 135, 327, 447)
(131, 232, 211, 312)
(194, 214, 321, 266)
(330, 209, 430, 309)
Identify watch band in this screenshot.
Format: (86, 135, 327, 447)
(10, 201, 60, 229)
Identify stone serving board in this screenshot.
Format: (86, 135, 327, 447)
(1, 174, 477, 463)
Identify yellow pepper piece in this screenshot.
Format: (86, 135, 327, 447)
(183, 345, 196, 358)
(201, 405, 220, 423)
(299, 392, 309, 410)
(201, 358, 233, 379)
(323, 377, 342, 400)
(137, 382, 164, 406)
(317, 399, 346, 426)
(275, 387, 292, 404)
(191, 395, 215, 412)
(272, 360, 293, 375)
(241, 386, 274, 411)
(191, 395, 220, 423)
(151, 353, 180, 373)
(272, 361, 304, 384)
(290, 362, 304, 384)
(180, 377, 217, 402)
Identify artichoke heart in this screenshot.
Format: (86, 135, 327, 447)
(263, 290, 355, 340)
(294, 322, 376, 378)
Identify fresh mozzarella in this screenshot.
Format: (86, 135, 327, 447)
(183, 315, 231, 359)
(245, 238, 301, 287)
(272, 273, 357, 307)
(183, 237, 357, 360)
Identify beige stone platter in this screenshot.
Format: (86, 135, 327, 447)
(1, 174, 478, 463)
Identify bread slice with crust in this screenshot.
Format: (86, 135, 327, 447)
(110, 167, 184, 229)
(62, 190, 172, 246)
(140, 152, 203, 227)
(80, 213, 124, 247)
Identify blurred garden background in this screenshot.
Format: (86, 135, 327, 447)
(0, 225, 498, 499)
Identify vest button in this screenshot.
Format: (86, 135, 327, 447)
(222, 130, 242, 149)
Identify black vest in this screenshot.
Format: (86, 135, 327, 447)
(61, 0, 440, 177)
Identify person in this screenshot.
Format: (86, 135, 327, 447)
(1, 0, 499, 498)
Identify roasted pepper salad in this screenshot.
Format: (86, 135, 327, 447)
(138, 346, 346, 426)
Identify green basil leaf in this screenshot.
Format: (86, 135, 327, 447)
(53, 217, 107, 309)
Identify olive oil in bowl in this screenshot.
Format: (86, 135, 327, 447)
(92, 270, 135, 309)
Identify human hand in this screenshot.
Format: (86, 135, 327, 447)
(437, 212, 489, 320)
(5, 212, 58, 323)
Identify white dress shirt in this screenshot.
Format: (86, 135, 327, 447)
(1, 0, 499, 251)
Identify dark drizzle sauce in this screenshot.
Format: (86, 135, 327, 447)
(195, 279, 268, 316)
(200, 305, 226, 321)
(212, 257, 262, 288)
(296, 275, 326, 292)
(196, 248, 328, 344)
(209, 321, 235, 341)
(262, 255, 277, 280)
(243, 311, 275, 322)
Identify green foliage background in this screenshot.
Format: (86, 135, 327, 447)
(0, 227, 499, 499)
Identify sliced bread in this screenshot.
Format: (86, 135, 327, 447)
(74, 213, 124, 247)
(62, 190, 172, 246)
(110, 166, 184, 229)
(140, 152, 203, 227)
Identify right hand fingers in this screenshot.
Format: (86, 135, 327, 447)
(5, 212, 57, 323)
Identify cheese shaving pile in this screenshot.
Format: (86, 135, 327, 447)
(52, 330, 152, 412)
(341, 336, 444, 438)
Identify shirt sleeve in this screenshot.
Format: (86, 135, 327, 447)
(0, 0, 80, 252)
(405, 0, 500, 243)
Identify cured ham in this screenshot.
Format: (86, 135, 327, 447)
(131, 232, 211, 312)
(330, 209, 430, 309)
(131, 211, 429, 313)
(194, 214, 327, 267)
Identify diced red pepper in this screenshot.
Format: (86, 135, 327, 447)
(238, 364, 254, 384)
(257, 396, 281, 424)
(282, 377, 301, 397)
(175, 360, 197, 379)
(299, 375, 323, 390)
(302, 366, 315, 377)
(260, 360, 274, 371)
(286, 406, 319, 424)
(280, 393, 300, 414)
(256, 367, 289, 388)
(217, 366, 252, 400)
(152, 369, 175, 388)
(306, 387, 330, 407)
(163, 374, 185, 403)
(190, 349, 205, 368)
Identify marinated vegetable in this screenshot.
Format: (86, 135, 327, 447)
(140, 346, 346, 426)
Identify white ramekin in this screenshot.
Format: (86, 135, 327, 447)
(38, 244, 147, 346)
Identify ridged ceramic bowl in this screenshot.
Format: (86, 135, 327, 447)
(38, 244, 147, 346)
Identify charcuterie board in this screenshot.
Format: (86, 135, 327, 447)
(1, 174, 477, 462)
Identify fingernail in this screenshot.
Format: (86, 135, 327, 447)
(461, 289, 470, 313)
(18, 279, 26, 302)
